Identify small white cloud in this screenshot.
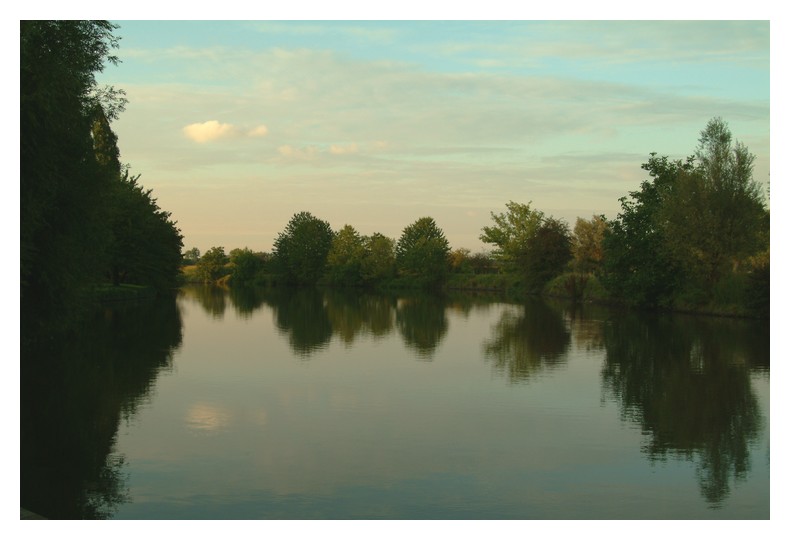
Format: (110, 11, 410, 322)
(248, 125, 269, 137)
(183, 120, 236, 143)
(329, 143, 359, 155)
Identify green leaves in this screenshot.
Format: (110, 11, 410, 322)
(395, 217, 451, 286)
(602, 118, 768, 308)
(273, 212, 335, 285)
(480, 201, 571, 290)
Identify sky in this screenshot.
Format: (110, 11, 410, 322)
(89, 19, 771, 255)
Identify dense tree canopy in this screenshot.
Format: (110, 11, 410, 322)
(197, 247, 229, 283)
(22, 21, 184, 339)
(21, 21, 125, 326)
(479, 201, 544, 272)
(272, 212, 335, 285)
(360, 233, 396, 284)
(602, 155, 691, 307)
(572, 215, 608, 275)
(524, 217, 572, 290)
(326, 225, 366, 286)
(603, 118, 768, 308)
(480, 201, 572, 289)
(395, 217, 451, 286)
(106, 172, 183, 290)
(659, 118, 768, 296)
(228, 248, 265, 285)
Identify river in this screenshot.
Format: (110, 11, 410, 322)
(20, 285, 770, 519)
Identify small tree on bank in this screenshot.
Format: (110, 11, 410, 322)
(395, 217, 451, 287)
(197, 246, 228, 283)
(272, 211, 334, 285)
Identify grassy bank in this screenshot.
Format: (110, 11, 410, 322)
(92, 283, 158, 303)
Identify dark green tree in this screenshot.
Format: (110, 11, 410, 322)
(361, 233, 396, 284)
(182, 247, 201, 266)
(602, 155, 693, 307)
(21, 20, 126, 331)
(197, 246, 229, 283)
(90, 100, 183, 292)
(104, 172, 183, 291)
(228, 248, 264, 285)
(326, 225, 366, 286)
(480, 201, 571, 289)
(660, 118, 768, 298)
(272, 211, 335, 285)
(524, 217, 573, 290)
(395, 217, 451, 286)
(572, 215, 608, 276)
(479, 201, 544, 273)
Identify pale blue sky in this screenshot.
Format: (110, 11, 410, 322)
(94, 19, 770, 253)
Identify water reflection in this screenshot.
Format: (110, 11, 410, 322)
(396, 294, 449, 360)
(265, 287, 334, 357)
(482, 297, 571, 382)
(228, 285, 268, 318)
(185, 285, 453, 360)
(601, 312, 767, 506)
(20, 296, 183, 519)
(182, 284, 228, 319)
(323, 288, 396, 344)
(176, 285, 768, 512)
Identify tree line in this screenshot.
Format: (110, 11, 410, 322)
(21, 21, 184, 342)
(188, 117, 768, 317)
(20, 22, 767, 324)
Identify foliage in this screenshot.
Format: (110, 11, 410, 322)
(360, 233, 396, 284)
(228, 248, 265, 285)
(603, 119, 768, 311)
(105, 172, 184, 291)
(395, 217, 451, 287)
(572, 215, 608, 275)
(449, 249, 496, 275)
(544, 272, 607, 301)
(197, 246, 229, 283)
(326, 225, 366, 285)
(480, 201, 572, 290)
(659, 118, 768, 298)
(272, 211, 335, 285)
(449, 248, 472, 273)
(21, 21, 126, 330)
(91, 88, 183, 292)
(602, 155, 692, 307)
(479, 201, 544, 271)
(523, 217, 573, 290)
(182, 247, 201, 266)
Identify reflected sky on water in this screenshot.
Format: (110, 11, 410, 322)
(20, 286, 769, 519)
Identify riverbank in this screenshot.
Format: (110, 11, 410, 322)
(21, 507, 47, 519)
(92, 284, 158, 303)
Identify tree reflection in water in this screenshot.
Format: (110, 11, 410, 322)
(265, 287, 333, 357)
(20, 296, 183, 519)
(482, 297, 571, 382)
(395, 294, 449, 360)
(601, 312, 767, 506)
(323, 288, 396, 345)
(182, 284, 228, 319)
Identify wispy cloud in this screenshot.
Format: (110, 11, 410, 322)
(101, 21, 769, 253)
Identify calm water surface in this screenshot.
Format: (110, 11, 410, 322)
(20, 285, 770, 519)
